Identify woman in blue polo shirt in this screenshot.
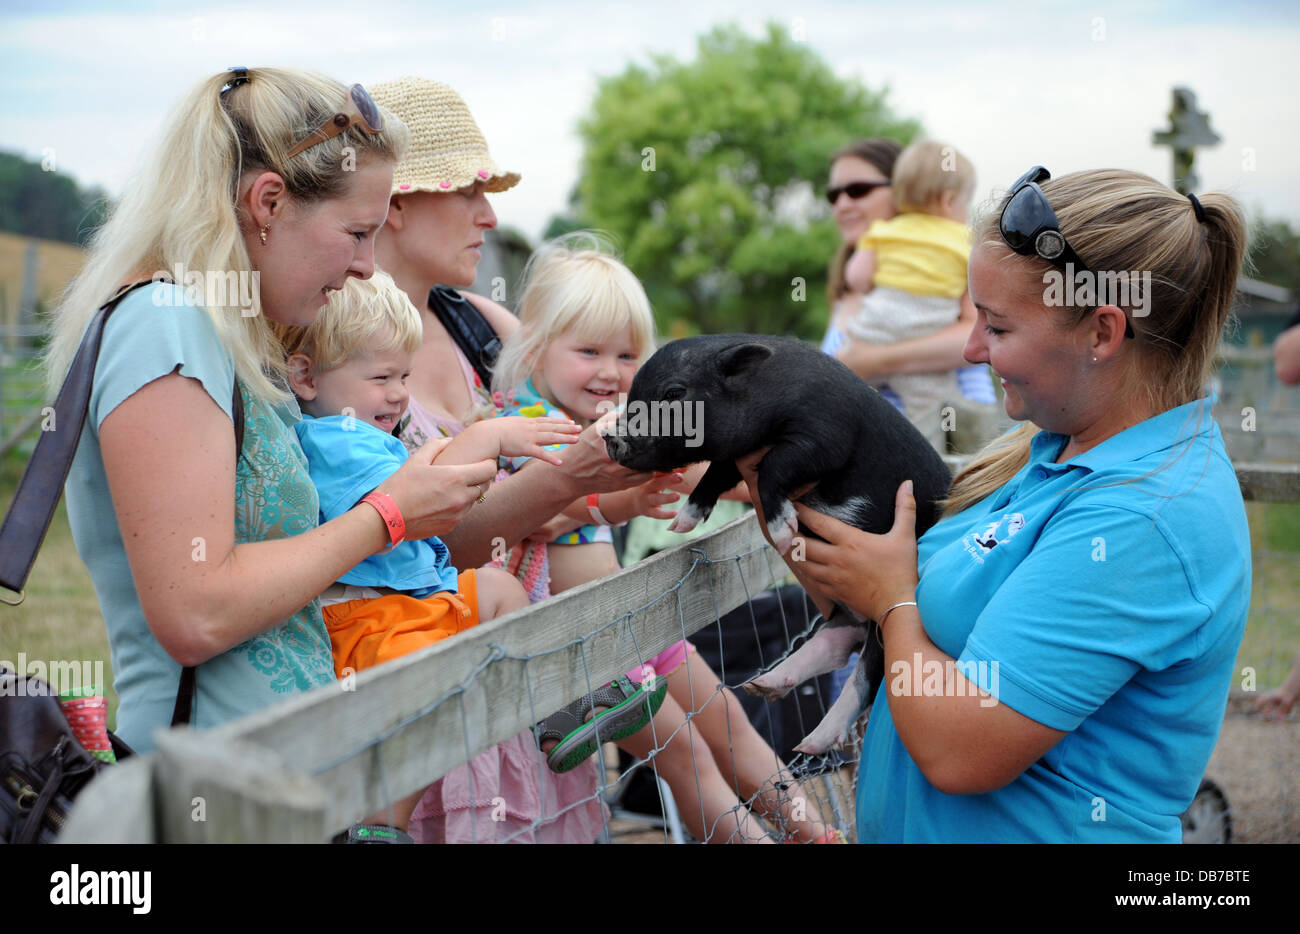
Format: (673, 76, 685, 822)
(789, 167, 1250, 842)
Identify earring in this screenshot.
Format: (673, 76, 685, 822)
(260, 224, 270, 246)
(1092, 356, 1098, 363)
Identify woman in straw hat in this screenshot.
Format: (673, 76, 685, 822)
(371, 77, 656, 843)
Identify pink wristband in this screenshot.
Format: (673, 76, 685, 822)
(586, 493, 612, 526)
(361, 491, 405, 548)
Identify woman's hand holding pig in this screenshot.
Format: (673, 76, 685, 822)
(555, 418, 653, 496)
(735, 449, 919, 622)
(791, 482, 920, 623)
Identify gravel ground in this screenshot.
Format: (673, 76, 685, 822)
(608, 695, 1298, 844)
(1206, 693, 1298, 844)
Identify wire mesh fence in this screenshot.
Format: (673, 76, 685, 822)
(57, 459, 1298, 844)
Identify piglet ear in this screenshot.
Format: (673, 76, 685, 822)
(718, 342, 773, 389)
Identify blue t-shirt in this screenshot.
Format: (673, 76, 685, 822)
(65, 282, 337, 752)
(857, 397, 1250, 842)
(294, 413, 458, 597)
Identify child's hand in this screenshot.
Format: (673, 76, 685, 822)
(493, 416, 581, 466)
(622, 471, 690, 521)
(441, 416, 580, 468)
(526, 513, 586, 544)
(844, 245, 876, 295)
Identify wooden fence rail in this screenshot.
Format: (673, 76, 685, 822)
(58, 462, 1300, 843)
(60, 513, 784, 842)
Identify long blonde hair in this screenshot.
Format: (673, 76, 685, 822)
(45, 68, 409, 402)
(943, 169, 1247, 516)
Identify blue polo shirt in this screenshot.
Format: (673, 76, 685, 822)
(294, 413, 459, 597)
(857, 396, 1250, 842)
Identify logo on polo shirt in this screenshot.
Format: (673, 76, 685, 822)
(963, 512, 1025, 565)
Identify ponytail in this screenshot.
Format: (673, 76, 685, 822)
(942, 170, 1248, 518)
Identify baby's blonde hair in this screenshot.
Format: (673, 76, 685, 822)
(892, 139, 975, 214)
(492, 232, 657, 396)
(278, 271, 422, 371)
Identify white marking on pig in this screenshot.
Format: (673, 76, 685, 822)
(767, 499, 799, 553)
(805, 494, 873, 528)
(669, 499, 708, 533)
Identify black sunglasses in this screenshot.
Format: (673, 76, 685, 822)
(826, 180, 890, 205)
(220, 66, 250, 95)
(999, 166, 1133, 338)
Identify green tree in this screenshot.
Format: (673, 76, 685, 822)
(1248, 215, 1300, 296)
(571, 22, 920, 339)
(0, 151, 109, 246)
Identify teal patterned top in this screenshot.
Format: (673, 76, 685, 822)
(65, 282, 336, 752)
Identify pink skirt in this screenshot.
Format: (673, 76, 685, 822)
(409, 729, 607, 844)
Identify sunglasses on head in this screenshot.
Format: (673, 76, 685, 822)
(286, 83, 385, 158)
(220, 66, 249, 95)
(825, 180, 890, 205)
(999, 166, 1134, 338)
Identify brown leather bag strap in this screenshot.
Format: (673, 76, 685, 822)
(170, 665, 197, 727)
(0, 279, 247, 725)
(0, 281, 156, 600)
(170, 381, 242, 725)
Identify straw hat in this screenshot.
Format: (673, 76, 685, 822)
(370, 77, 520, 196)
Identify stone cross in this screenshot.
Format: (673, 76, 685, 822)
(1152, 86, 1220, 195)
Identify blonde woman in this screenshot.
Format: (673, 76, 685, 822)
(759, 168, 1251, 842)
(49, 68, 497, 772)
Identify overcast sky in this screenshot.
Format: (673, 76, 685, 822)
(3, 0, 1298, 243)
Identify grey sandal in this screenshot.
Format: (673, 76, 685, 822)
(534, 676, 670, 773)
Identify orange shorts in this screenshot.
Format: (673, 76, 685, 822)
(322, 570, 480, 678)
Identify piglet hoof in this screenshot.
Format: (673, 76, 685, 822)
(794, 716, 851, 756)
(668, 500, 707, 533)
(766, 501, 799, 554)
(793, 727, 847, 757)
(743, 671, 796, 701)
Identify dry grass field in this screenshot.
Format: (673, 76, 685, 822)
(0, 231, 85, 331)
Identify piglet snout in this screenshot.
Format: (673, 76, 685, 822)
(604, 434, 629, 462)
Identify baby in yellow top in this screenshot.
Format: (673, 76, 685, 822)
(843, 140, 975, 449)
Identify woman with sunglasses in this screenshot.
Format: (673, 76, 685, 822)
(825, 139, 1000, 453)
(824, 139, 902, 358)
(46, 69, 498, 768)
(759, 168, 1251, 842)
